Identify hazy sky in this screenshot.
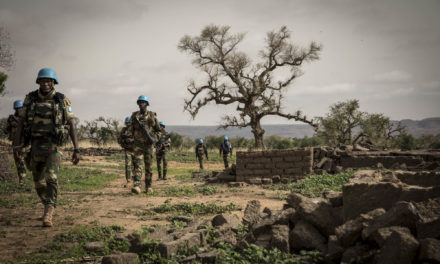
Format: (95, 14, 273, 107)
(0, 0, 439, 125)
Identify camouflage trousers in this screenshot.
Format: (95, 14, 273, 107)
(124, 150, 132, 182)
(197, 155, 204, 170)
(222, 153, 229, 168)
(29, 149, 61, 206)
(132, 145, 153, 187)
(13, 148, 27, 182)
(156, 152, 168, 177)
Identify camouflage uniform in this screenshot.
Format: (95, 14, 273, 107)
(118, 125, 133, 183)
(128, 111, 160, 191)
(219, 141, 232, 168)
(195, 143, 208, 170)
(5, 114, 27, 183)
(19, 88, 74, 206)
(155, 131, 171, 180)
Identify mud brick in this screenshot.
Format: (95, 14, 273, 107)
(284, 156, 302, 162)
(271, 169, 284, 175)
(255, 157, 271, 163)
(302, 155, 313, 162)
(237, 169, 252, 176)
(272, 157, 284, 163)
(302, 167, 312, 174)
(253, 169, 271, 175)
(246, 163, 265, 169)
(275, 163, 291, 169)
(285, 168, 302, 175)
(264, 163, 275, 169)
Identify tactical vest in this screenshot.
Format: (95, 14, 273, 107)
(221, 142, 231, 153)
(131, 110, 157, 144)
(196, 144, 205, 156)
(24, 90, 69, 146)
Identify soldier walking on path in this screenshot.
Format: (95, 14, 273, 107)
(13, 68, 80, 227)
(195, 139, 208, 170)
(155, 121, 171, 180)
(4, 100, 27, 185)
(118, 116, 134, 187)
(219, 136, 232, 168)
(127, 95, 161, 194)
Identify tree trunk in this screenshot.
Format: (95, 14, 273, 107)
(251, 120, 265, 148)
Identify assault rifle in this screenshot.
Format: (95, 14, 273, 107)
(133, 116, 156, 145)
(155, 133, 171, 154)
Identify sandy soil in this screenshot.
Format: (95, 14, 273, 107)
(0, 155, 287, 261)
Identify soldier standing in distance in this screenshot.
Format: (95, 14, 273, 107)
(118, 116, 134, 187)
(4, 100, 27, 185)
(13, 68, 80, 227)
(127, 95, 161, 194)
(219, 136, 233, 168)
(195, 139, 208, 170)
(156, 121, 171, 181)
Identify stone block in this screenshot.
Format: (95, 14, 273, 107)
(376, 228, 419, 264)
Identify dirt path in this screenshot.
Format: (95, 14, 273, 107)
(0, 155, 287, 261)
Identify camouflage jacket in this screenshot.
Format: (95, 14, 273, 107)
(128, 110, 160, 147)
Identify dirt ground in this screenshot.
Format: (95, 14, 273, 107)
(0, 155, 287, 261)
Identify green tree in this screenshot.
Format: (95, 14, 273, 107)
(292, 135, 325, 147)
(179, 25, 321, 148)
(317, 99, 405, 148)
(230, 136, 254, 149)
(80, 117, 120, 146)
(204, 135, 223, 150)
(169, 132, 183, 150)
(0, 117, 7, 139)
(317, 99, 364, 146)
(0, 27, 14, 96)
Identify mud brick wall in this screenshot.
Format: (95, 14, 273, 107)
(236, 148, 313, 183)
(0, 151, 15, 181)
(340, 155, 424, 169)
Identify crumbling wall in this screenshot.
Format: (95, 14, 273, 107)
(313, 147, 440, 174)
(236, 148, 313, 184)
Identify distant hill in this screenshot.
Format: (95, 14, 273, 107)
(167, 117, 440, 139)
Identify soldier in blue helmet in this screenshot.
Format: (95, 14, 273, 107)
(127, 95, 161, 194)
(118, 116, 134, 187)
(155, 121, 171, 180)
(195, 139, 208, 170)
(219, 136, 233, 168)
(13, 68, 80, 227)
(4, 100, 27, 184)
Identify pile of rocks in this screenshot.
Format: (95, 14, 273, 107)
(239, 169, 440, 263)
(103, 169, 440, 263)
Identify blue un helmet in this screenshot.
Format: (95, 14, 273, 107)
(198, 139, 203, 144)
(224, 136, 228, 141)
(124, 116, 131, 124)
(159, 121, 165, 127)
(13, 100, 24, 109)
(137, 95, 150, 106)
(36, 68, 59, 84)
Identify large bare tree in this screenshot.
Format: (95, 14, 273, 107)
(179, 25, 322, 148)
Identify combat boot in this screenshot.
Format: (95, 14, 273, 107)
(145, 179, 153, 193)
(131, 186, 141, 194)
(42, 204, 55, 227)
(163, 171, 167, 181)
(157, 172, 162, 181)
